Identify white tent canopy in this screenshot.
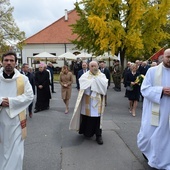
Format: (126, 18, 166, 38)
(58, 52, 77, 60)
(96, 55, 118, 61)
(33, 52, 57, 58)
(76, 52, 92, 59)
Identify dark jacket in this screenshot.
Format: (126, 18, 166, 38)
(21, 71, 35, 95)
(77, 69, 89, 90)
(100, 67, 111, 87)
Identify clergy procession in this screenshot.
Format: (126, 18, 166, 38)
(1, 49, 170, 170)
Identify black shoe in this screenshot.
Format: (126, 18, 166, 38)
(79, 130, 83, 135)
(34, 109, 39, 113)
(29, 112, 33, 118)
(113, 87, 118, 91)
(52, 91, 56, 93)
(115, 88, 121, 91)
(96, 136, 103, 145)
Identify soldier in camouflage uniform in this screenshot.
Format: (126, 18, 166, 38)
(112, 60, 122, 91)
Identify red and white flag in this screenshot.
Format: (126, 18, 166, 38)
(150, 47, 165, 61)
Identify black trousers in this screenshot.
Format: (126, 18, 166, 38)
(79, 115, 102, 138)
(51, 78, 55, 92)
(28, 102, 33, 113)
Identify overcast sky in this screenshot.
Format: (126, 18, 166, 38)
(10, 0, 77, 38)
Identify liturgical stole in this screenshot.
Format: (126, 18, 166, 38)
(151, 62, 163, 126)
(16, 75, 27, 139)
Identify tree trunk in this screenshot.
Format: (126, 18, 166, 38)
(120, 48, 126, 69)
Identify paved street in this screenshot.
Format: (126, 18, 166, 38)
(23, 83, 155, 170)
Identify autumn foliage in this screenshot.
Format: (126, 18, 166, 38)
(71, 0, 170, 63)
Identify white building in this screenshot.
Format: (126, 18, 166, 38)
(22, 9, 80, 68)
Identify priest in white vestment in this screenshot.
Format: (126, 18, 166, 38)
(0, 51, 34, 170)
(69, 61, 108, 145)
(137, 48, 170, 170)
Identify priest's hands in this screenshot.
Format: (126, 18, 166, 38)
(1, 98, 9, 107)
(162, 87, 170, 96)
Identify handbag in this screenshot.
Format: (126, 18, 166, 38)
(126, 86, 133, 91)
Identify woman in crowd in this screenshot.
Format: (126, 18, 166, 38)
(59, 65, 73, 114)
(125, 63, 140, 117)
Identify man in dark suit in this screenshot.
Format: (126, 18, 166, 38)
(73, 58, 82, 89)
(47, 62, 56, 93)
(21, 63, 35, 118)
(122, 61, 131, 97)
(140, 61, 149, 76)
(99, 61, 110, 106)
(77, 61, 88, 90)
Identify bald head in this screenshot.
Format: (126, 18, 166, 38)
(163, 48, 170, 68)
(164, 49, 170, 56)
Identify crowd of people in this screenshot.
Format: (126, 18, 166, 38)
(1, 49, 170, 170)
(122, 59, 156, 117)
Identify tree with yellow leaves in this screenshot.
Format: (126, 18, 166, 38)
(71, 0, 170, 64)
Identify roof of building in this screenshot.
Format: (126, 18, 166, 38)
(25, 9, 79, 44)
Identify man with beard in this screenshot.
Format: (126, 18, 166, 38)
(137, 48, 170, 169)
(69, 61, 108, 145)
(0, 51, 33, 170)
